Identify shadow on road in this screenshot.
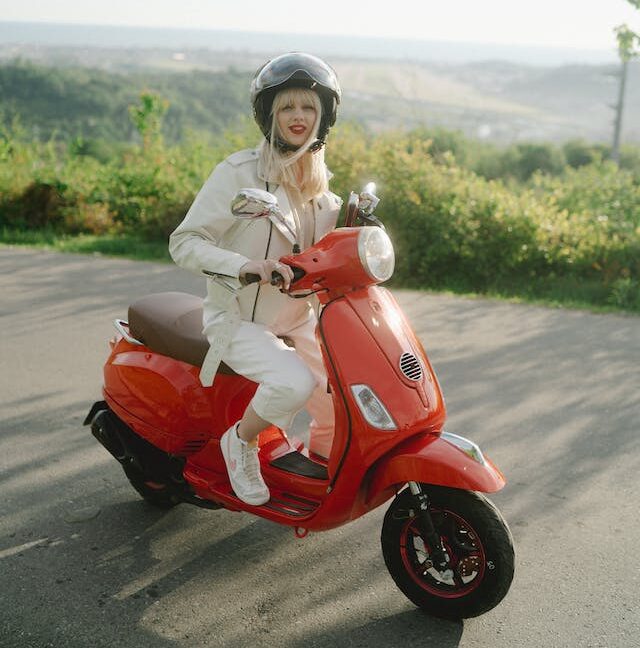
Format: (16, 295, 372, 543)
(1, 396, 465, 648)
(399, 293, 640, 522)
(2, 248, 639, 647)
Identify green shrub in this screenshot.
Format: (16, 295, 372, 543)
(510, 143, 566, 181)
(327, 131, 544, 289)
(562, 139, 604, 168)
(2, 181, 67, 229)
(608, 278, 640, 309)
(1, 118, 639, 311)
(531, 162, 640, 281)
(619, 145, 640, 177)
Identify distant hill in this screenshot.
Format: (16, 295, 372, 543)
(1, 22, 638, 145)
(0, 61, 253, 143)
(336, 59, 640, 143)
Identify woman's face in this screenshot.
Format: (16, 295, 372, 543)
(276, 91, 318, 148)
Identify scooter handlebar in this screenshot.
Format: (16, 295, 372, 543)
(245, 267, 305, 286)
(244, 270, 283, 286)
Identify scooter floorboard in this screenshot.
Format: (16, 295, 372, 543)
(184, 462, 324, 523)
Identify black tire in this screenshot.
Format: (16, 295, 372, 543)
(381, 484, 514, 619)
(123, 465, 179, 509)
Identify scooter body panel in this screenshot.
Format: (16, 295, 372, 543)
(104, 338, 257, 455)
(320, 286, 446, 478)
(366, 432, 507, 504)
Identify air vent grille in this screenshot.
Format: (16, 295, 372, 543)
(179, 439, 207, 455)
(399, 352, 423, 381)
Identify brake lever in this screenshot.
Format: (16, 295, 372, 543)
(358, 212, 386, 230)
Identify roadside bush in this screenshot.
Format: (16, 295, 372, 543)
(2, 118, 639, 310)
(619, 145, 640, 177)
(608, 278, 640, 310)
(328, 131, 543, 289)
(1, 180, 67, 229)
(531, 162, 640, 282)
(562, 139, 604, 169)
(510, 143, 566, 182)
(409, 127, 470, 165)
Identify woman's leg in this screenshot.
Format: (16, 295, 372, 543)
(278, 315, 335, 458)
(223, 320, 317, 433)
(237, 405, 270, 444)
(216, 320, 317, 505)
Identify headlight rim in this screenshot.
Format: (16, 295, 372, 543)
(357, 227, 395, 283)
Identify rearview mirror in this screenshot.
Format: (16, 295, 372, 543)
(231, 187, 299, 245)
(359, 182, 379, 215)
(231, 188, 280, 219)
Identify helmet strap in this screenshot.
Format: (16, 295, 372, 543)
(308, 139, 326, 152)
(267, 134, 326, 154)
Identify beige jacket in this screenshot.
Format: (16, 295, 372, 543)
(169, 148, 342, 384)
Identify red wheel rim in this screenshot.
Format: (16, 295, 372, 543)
(399, 507, 486, 598)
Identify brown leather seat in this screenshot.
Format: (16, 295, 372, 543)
(127, 292, 236, 374)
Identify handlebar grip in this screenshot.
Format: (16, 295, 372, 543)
(244, 272, 262, 284)
(241, 266, 307, 286)
(244, 271, 284, 285)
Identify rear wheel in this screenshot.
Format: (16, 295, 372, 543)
(381, 485, 514, 619)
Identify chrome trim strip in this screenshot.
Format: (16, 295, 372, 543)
(113, 319, 144, 346)
(441, 431, 487, 465)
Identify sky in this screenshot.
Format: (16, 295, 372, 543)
(0, 0, 638, 52)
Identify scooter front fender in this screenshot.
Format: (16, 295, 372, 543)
(366, 432, 506, 505)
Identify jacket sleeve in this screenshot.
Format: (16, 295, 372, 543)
(169, 160, 251, 278)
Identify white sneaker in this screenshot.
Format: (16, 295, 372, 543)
(220, 424, 270, 506)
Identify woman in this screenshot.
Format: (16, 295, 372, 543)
(169, 52, 342, 506)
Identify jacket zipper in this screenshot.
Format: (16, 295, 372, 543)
(251, 219, 273, 322)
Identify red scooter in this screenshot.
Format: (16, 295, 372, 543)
(85, 186, 514, 619)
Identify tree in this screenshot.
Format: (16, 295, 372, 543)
(612, 3, 640, 163)
(128, 91, 169, 152)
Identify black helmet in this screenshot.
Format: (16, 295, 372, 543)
(250, 52, 341, 151)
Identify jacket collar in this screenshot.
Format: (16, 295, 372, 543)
(255, 145, 334, 185)
(254, 146, 337, 247)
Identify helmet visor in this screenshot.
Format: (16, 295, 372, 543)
(254, 53, 340, 100)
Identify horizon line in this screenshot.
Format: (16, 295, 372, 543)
(0, 19, 618, 55)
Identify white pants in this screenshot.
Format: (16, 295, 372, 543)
(216, 302, 335, 457)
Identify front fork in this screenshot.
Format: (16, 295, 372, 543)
(408, 481, 453, 575)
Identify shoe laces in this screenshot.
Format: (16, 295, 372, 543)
(241, 443, 261, 484)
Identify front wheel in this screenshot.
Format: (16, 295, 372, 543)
(381, 485, 514, 619)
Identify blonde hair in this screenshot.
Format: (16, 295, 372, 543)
(259, 87, 328, 200)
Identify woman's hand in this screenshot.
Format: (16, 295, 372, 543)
(240, 259, 294, 290)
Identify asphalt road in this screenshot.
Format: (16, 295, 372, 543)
(1, 247, 639, 648)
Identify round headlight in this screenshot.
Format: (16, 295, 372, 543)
(357, 227, 395, 282)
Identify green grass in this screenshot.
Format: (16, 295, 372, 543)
(397, 272, 639, 315)
(454, 277, 632, 315)
(0, 228, 171, 261)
